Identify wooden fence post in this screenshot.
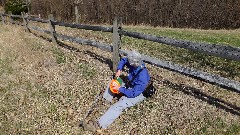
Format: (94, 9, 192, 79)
(112, 17, 122, 72)
(21, 12, 30, 32)
(8, 11, 13, 24)
(75, 5, 80, 24)
(48, 14, 57, 45)
(1, 14, 6, 25)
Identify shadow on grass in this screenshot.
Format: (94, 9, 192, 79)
(30, 31, 113, 70)
(30, 32, 52, 42)
(84, 50, 113, 71)
(58, 41, 113, 71)
(152, 75, 240, 116)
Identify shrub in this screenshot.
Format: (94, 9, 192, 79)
(4, 0, 28, 15)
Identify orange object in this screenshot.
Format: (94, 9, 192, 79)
(110, 77, 123, 94)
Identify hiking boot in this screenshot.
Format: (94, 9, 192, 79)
(82, 120, 109, 134)
(82, 120, 99, 132)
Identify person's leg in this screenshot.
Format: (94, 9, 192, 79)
(98, 94, 145, 129)
(102, 81, 115, 102)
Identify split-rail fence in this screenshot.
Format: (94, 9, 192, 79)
(1, 12, 240, 93)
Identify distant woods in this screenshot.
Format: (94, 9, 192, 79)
(3, 0, 240, 29)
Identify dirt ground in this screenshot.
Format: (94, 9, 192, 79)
(0, 24, 239, 135)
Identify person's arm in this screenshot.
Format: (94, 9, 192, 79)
(115, 58, 129, 77)
(119, 69, 149, 98)
(117, 57, 128, 71)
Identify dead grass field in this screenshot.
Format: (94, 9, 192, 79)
(0, 24, 240, 135)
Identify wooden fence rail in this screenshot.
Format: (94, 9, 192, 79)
(1, 12, 240, 92)
(52, 21, 113, 32)
(119, 30, 240, 62)
(27, 17, 48, 23)
(28, 26, 51, 34)
(9, 14, 22, 18)
(120, 50, 240, 92)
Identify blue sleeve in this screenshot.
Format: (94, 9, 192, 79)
(119, 69, 150, 98)
(117, 58, 130, 71)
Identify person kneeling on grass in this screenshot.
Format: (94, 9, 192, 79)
(83, 50, 152, 134)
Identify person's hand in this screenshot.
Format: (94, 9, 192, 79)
(115, 70, 121, 78)
(112, 84, 120, 91)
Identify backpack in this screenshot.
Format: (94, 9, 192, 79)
(142, 79, 156, 98)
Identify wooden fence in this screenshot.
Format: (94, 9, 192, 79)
(1, 12, 240, 92)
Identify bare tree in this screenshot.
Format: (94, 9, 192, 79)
(28, 0, 240, 29)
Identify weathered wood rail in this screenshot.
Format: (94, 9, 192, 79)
(119, 30, 240, 62)
(1, 12, 240, 92)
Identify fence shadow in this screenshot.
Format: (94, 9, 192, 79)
(84, 50, 113, 71)
(31, 32, 79, 51)
(30, 31, 114, 70)
(153, 76, 240, 116)
(30, 31, 52, 42)
(57, 43, 113, 70)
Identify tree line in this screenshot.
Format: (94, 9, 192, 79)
(1, 0, 240, 29)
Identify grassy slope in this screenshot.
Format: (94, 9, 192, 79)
(0, 24, 240, 135)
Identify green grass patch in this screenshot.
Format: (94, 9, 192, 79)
(226, 124, 240, 135)
(52, 47, 66, 64)
(124, 27, 240, 47)
(192, 117, 240, 135)
(78, 63, 96, 79)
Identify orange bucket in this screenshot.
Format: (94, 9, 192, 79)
(110, 77, 123, 94)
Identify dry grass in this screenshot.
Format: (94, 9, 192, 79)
(0, 24, 240, 135)
(0, 6, 3, 12)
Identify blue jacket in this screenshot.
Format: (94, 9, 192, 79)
(117, 58, 150, 98)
